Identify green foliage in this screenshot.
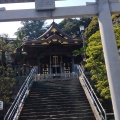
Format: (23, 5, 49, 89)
(84, 14, 120, 40)
(80, 17, 92, 28)
(15, 20, 46, 40)
(0, 38, 7, 66)
(85, 31, 110, 99)
(0, 66, 16, 104)
(72, 48, 85, 57)
(85, 27, 120, 100)
(7, 40, 23, 53)
(57, 18, 91, 37)
(0, 38, 20, 66)
(84, 16, 99, 39)
(0, 37, 19, 52)
(112, 14, 120, 27)
(58, 18, 80, 37)
(0, 38, 7, 51)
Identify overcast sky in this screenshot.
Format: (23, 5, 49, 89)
(0, 0, 95, 38)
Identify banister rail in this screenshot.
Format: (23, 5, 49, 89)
(4, 67, 37, 120)
(78, 65, 107, 120)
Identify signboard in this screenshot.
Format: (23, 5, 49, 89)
(0, 101, 3, 110)
(35, 0, 55, 10)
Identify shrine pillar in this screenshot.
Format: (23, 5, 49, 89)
(71, 56, 74, 72)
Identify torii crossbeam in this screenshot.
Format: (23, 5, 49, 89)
(0, 1, 120, 22)
(1, 0, 120, 120)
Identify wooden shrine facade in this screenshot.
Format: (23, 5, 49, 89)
(19, 22, 83, 74)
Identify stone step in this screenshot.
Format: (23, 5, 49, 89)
(22, 108, 92, 113)
(18, 79, 96, 120)
(19, 112, 95, 119)
(19, 116, 95, 120)
(23, 101, 89, 106)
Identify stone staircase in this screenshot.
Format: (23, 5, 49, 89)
(18, 79, 96, 120)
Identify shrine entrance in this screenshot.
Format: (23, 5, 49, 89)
(51, 55, 61, 74)
(40, 54, 73, 75)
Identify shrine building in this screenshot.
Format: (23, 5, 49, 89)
(18, 22, 83, 74)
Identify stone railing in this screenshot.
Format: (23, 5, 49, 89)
(36, 73, 78, 81)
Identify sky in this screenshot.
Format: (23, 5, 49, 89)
(0, 0, 95, 38)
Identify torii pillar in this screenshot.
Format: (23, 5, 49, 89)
(98, 0, 120, 119)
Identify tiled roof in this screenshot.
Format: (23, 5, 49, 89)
(24, 22, 81, 46)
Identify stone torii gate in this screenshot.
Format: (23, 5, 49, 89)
(1, 0, 120, 119)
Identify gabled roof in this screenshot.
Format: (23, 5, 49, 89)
(37, 22, 73, 41)
(25, 22, 81, 46)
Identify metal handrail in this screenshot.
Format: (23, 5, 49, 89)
(78, 65, 107, 120)
(4, 67, 37, 120)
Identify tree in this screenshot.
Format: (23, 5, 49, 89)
(57, 18, 91, 38)
(84, 15, 120, 39)
(58, 18, 80, 37)
(15, 20, 46, 40)
(84, 16, 99, 39)
(72, 48, 85, 57)
(0, 66, 16, 104)
(0, 34, 21, 66)
(0, 36, 16, 104)
(85, 27, 120, 100)
(0, 38, 8, 66)
(112, 14, 120, 27)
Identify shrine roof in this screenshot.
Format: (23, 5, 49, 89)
(37, 22, 72, 40)
(25, 22, 82, 46)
